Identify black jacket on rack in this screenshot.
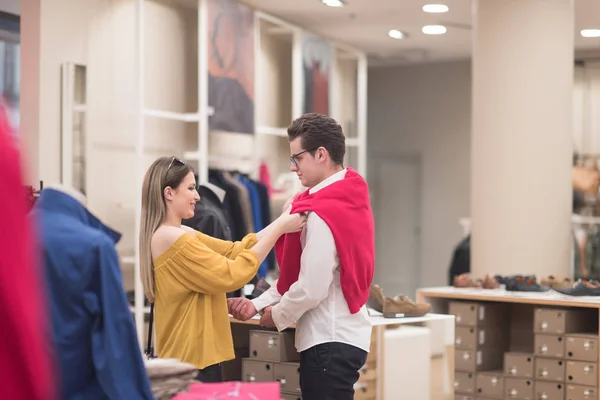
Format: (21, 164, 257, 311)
(209, 169, 248, 241)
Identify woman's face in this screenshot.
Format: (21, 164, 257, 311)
(165, 171, 200, 219)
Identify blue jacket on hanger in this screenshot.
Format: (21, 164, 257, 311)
(32, 188, 154, 400)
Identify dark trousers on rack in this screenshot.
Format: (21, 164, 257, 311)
(299, 342, 367, 400)
(196, 363, 222, 383)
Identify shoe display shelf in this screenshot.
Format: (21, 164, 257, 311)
(417, 286, 600, 400)
(228, 312, 454, 400)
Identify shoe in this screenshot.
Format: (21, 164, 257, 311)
(481, 275, 499, 289)
(555, 279, 600, 296)
(382, 295, 431, 318)
(541, 275, 573, 290)
(453, 273, 482, 288)
(502, 276, 550, 292)
(367, 284, 431, 318)
(367, 284, 386, 313)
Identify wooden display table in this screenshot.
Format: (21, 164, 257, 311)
(417, 286, 600, 400)
(229, 312, 454, 400)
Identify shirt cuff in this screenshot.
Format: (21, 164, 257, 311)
(271, 304, 292, 332)
(251, 296, 272, 313)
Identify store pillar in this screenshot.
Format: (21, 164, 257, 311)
(471, 0, 574, 278)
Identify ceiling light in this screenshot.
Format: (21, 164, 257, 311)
(422, 4, 449, 13)
(388, 29, 406, 40)
(322, 0, 345, 7)
(581, 29, 600, 38)
(422, 25, 447, 35)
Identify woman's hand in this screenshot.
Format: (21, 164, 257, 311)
(276, 206, 307, 234)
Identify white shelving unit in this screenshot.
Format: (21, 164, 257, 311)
(129, 0, 369, 346)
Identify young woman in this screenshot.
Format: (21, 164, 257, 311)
(139, 156, 306, 382)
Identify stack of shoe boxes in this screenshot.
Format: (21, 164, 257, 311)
(241, 330, 301, 400)
(533, 307, 598, 400)
(451, 301, 600, 400)
(451, 301, 507, 400)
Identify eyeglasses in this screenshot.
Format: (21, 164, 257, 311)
(167, 156, 185, 170)
(290, 147, 319, 168)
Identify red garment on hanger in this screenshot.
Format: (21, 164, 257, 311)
(275, 168, 375, 313)
(0, 106, 56, 400)
(259, 161, 273, 197)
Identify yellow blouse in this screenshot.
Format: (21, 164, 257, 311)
(153, 230, 259, 369)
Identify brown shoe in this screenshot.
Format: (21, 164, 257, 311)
(453, 273, 482, 288)
(481, 275, 499, 289)
(382, 295, 431, 318)
(367, 284, 386, 313)
(541, 275, 573, 290)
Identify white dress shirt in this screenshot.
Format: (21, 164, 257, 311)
(252, 168, 372, 353)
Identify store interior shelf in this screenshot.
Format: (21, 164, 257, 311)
(418, 286, 600, 308)
(255, 125, 288, 137)
(143, 108, 200, 122)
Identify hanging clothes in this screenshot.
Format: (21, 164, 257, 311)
(183, 184, 232, 241)
(222, 171, 254, 233)
(237, 174, 267, 278)
(0, 106, 56, 400)
(32, 188, 154, 400)
(209, 169, 249, 241)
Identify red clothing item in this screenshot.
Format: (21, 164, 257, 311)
(0, 107, 56, 400)
(275, 168, 375, 313)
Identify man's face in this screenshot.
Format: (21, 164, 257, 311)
(289, 137, 322, 189)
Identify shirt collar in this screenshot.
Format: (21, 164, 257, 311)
(309, 168, 347, 195)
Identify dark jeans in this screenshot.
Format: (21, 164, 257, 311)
(196, 363, 222, 383)
(299, 342, 367, 400)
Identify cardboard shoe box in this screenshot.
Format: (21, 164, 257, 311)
(504, 352, 534, 378)
(534, 308, 594, 335)
(535, 357, 566, 383)
(534, 381, 565, 400)
(249, 330, 300, 362)
(274, 362, 301, 395)
(504, 377, 534, 400)
(566, 361, 598, 387)
(454, 325, 508, 351)
(534, 334, 565, 359)
(566, 384, 597, 400)
(566, 334, 599, 363)
(455, 348, 503, 372)
(242, 358, 274, 382)
(454, 371, 476, 395)
(475, 371, 503, 399)
(449, 302, 506, 327)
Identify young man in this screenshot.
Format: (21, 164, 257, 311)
(228, 113, 375, 399)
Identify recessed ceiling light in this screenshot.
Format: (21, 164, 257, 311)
(422, 25, 447, 35)
(388, 29, 406, 40)
(581, 29, 600, 38)
(423, 4, 449, 13)
(322, 0, 345, 7)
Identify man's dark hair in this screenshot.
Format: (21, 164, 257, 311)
(287, 113, 346, 165)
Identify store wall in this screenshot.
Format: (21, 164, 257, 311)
(367, 60, 472, 289)
(22, 0, 199, 289)
(368, 59, 600, 291)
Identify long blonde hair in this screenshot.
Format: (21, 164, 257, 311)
(140, 156, 193, 302)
